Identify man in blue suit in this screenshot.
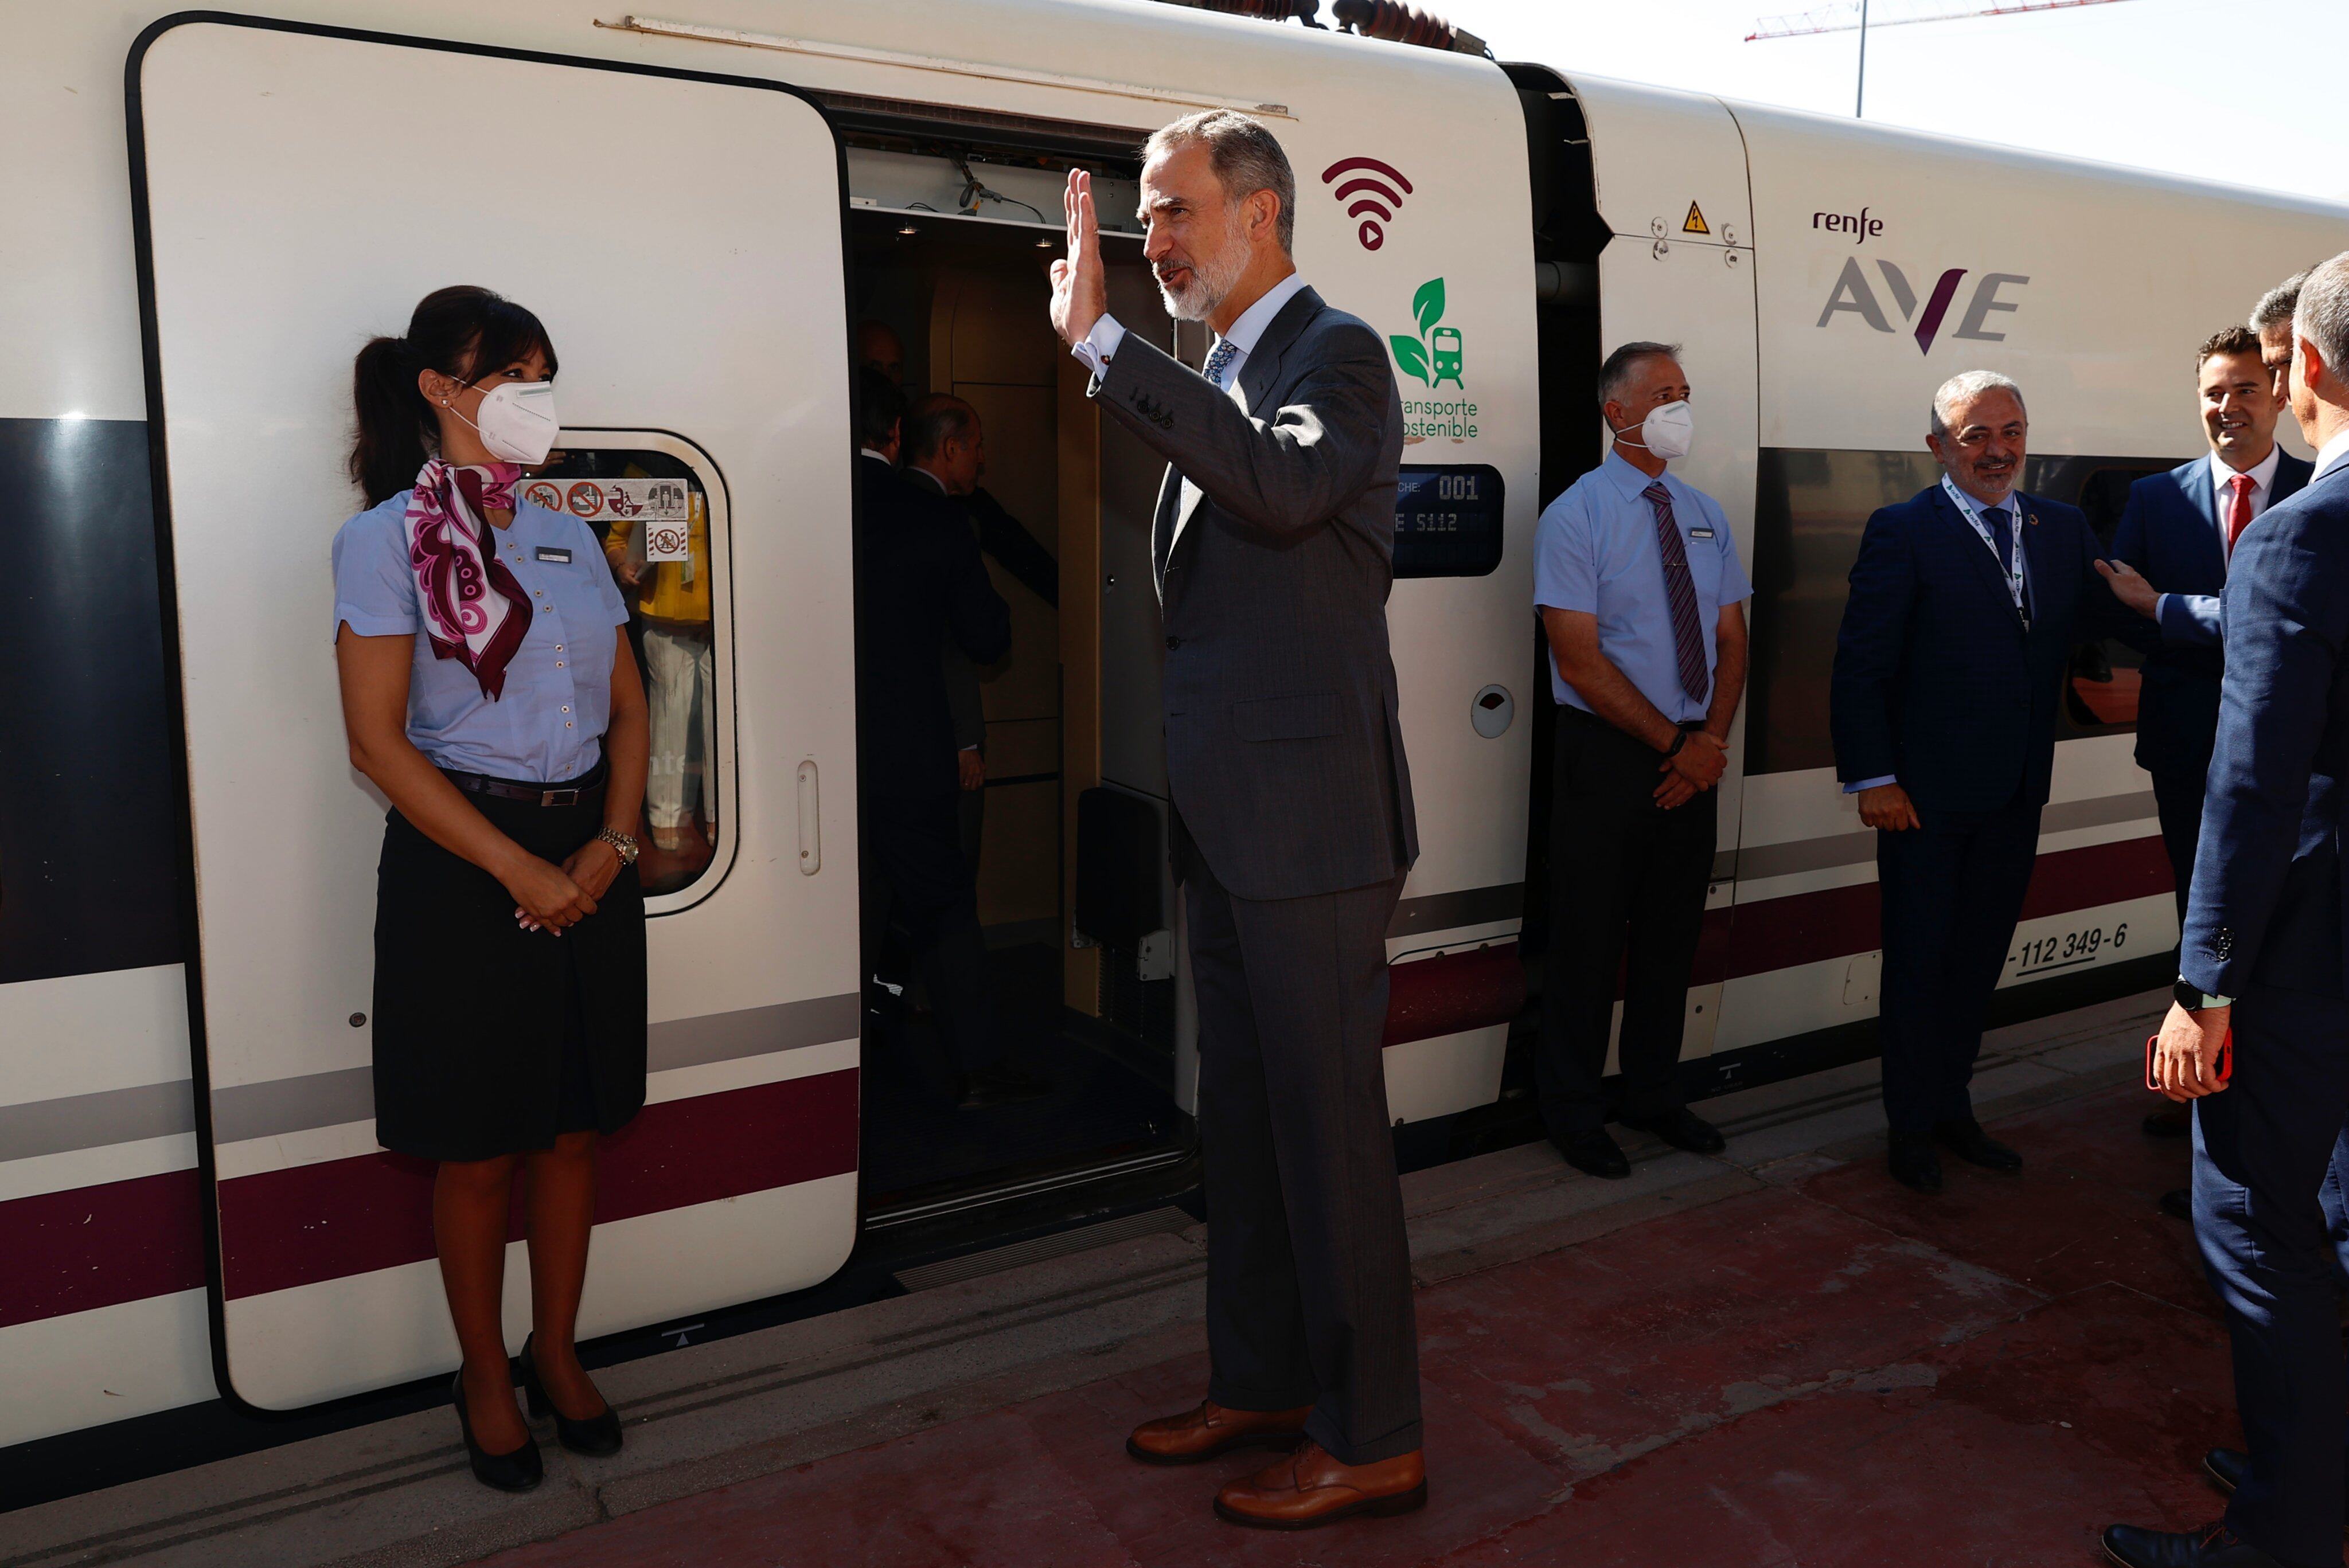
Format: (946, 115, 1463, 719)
(2102, 252, 2349, 1568)
(1832, 371, 2136, 1194)
(2106, 326, 2313, 925)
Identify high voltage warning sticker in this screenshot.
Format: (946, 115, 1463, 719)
(1682, 202, 1710, 236)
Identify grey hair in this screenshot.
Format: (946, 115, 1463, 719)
(1930, 370, 2027, 440)
(2292, 251, 2349, 377)
(1596, 341, 1683, 413)
(1145, 110, 1297, 254)
(2252, 271, 2309, 336)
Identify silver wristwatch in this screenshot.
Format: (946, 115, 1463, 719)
(597, 827, 641, 866)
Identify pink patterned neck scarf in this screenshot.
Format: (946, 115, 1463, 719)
(406, 458, 531, 699)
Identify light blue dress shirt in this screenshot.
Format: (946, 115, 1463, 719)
(1070, 271, 1310, 390)
(1534, 449, 1751, 724)
(332, 491, 631, 783)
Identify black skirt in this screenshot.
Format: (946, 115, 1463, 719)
(370, 781, 647, 1162)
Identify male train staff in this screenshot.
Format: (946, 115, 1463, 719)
(902, 393, 1062, 871)
(1832, 372, 2139, 1194)
(1048, 111, 1425, 1527)
(2104, 251, 2349, 1568)
(2103, 327, 2311, 1214)
(849, 369, 1036, 1112)
(1531, 341, 1748, 1179)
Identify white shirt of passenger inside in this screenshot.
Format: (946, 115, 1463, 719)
(1069, 271, 1310, 395)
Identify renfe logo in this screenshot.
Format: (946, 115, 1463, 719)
(1322, 156, 1413, 251)
(1818, 257, 2030, 354)
(1814, 207, 1883, 243)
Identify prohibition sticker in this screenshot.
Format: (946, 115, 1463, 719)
(1682, 201, 1710, 236)
(533, 478, 693, 561)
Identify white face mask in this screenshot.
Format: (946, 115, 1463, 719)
(1619, 400, 1694, 462)
(456, 380, 560, 466)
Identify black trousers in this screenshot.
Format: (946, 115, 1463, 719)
(1538, 708, 1716, 1139)
(2193, 984, 2349, 1568)
(1187, 857, 1422, 1465)
(2149, 763, 2209, 929)
(860, 789, 1000, 1077)
(1876, 790, 2041, 1133)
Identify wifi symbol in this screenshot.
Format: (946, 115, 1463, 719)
(1322, 156, 1414, 252)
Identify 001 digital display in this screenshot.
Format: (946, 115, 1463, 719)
(1392, 464, 1504, 577)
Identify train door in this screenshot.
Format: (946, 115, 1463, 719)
(131, 17, 858, 1410)
(1558, 77, 1761, 1073)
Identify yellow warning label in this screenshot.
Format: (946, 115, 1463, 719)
(1682, 201, 1711, 236)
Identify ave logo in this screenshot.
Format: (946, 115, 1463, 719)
(1818, 257, 2029, 354)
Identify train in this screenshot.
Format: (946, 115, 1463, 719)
(5, 0, 2344, 1465)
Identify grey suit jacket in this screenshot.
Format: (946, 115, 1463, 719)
(1090, 284, 1418, 902)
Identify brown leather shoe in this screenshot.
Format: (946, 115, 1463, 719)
(1126, 1399, 1311, 1466)
(1213, 1440, 1427, 1529)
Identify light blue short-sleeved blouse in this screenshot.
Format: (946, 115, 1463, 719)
(332, 491, 631, 783)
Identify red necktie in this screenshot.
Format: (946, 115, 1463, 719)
(1641, 481, 1711, 704)
(2225, 472, 2254, 554)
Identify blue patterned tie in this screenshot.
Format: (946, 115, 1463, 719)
(1203, 336, 1239, 389)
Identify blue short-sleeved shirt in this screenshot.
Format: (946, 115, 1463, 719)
(1533, 450, 1753, 723)
(331, 491, 630, 783)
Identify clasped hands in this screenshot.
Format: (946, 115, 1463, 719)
(1656, 730, 1728, 809)
(505, 837, 625, 936)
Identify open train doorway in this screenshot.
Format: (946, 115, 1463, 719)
(844, 131, 1195, 1225)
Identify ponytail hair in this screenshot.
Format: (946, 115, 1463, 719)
(349, 285, 559, 507)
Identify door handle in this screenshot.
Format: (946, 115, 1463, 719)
(797, 758, 820, 875)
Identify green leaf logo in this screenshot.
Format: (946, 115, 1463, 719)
(1390, 335, 1433, 386)
(1412, 277, 1446, 335)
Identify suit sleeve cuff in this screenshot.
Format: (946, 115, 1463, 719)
(1068, 314, 1126, 378)
(1844, 775, 1897, 793)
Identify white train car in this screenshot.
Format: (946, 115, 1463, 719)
(3, 0, 2342, 1470)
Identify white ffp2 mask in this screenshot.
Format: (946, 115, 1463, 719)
(1625, 400, 1694, 462)
(459, 380, 560, 466)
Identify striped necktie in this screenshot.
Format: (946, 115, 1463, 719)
(1641, 480, 1711, 705)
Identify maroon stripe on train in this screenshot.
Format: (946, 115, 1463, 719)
(1385, 942, 1527, 1047)
(1719, 833, 2172, 981)
(0, 1168, 206, 1330)
(216, 1068, 859, 1301)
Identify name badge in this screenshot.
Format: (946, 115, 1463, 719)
(1689, 527, 1715, 539)
(535, 546, 572, 564)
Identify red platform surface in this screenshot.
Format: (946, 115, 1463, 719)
(472, 1083, 2236, 1567)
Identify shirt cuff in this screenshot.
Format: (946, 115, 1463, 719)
(1844, 775, 1897, 793)
(1068, 314, 1126, 378)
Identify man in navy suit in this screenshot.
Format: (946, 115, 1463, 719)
(2102, 251, 2349, 1568)
(1832, 371, 2135, 1194)
(2105, 327, 2313, 925)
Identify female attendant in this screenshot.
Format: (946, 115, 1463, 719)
(334, 285, 648, 1491)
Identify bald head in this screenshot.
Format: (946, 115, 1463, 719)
(907, 393, 984, 494)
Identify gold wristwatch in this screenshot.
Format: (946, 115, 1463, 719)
(597, 827, 641, 866)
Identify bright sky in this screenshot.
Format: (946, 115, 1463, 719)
(1439, 0, 2349, 205)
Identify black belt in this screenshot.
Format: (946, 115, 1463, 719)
(442, 761, 607, 807)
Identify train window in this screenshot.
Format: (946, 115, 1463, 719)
(1745, 448, 2176, 776)
(528, 433, 733, 905)
(1395, 464, 1505, 577)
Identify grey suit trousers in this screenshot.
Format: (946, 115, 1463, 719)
(1186, 855, 1422, 1465)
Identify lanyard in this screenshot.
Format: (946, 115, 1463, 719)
(1941, 475, 2028, 628)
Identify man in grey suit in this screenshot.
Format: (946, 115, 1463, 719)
(1049, 112, 1424, 1529)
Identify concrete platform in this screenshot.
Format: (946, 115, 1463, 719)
(4, 988, 2231, 1568)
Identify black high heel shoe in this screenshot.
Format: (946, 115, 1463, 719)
(518, 1333, 623, 1457)
(451, 1370, 544, 1492)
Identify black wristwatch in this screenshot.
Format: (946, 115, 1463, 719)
(1663, 730, 1688, 758)
(2172, 977, 2229, 1011)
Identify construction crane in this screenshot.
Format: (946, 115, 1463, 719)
(1749, 0, 2137, 39)
(1747, 0, 2141, 118)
